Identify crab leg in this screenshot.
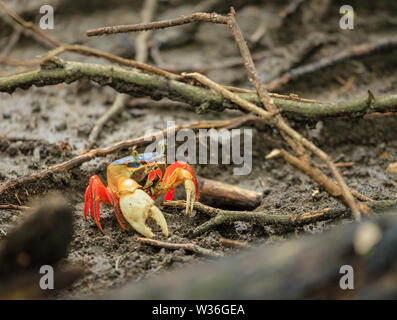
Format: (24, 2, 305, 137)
(84, 175, 126, 231)
(161, 162, 198, 216)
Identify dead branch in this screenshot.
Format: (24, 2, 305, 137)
(279, 0, 305, 19)
(318, 161, 355, 168)
(86, 12, 229, 37)
(0, 204, 30, 210)
(162, 200, 397, 236)
(135, 0, 158, 63)
(219, 237, 248, 248)
(1, 28, 21, 56)
(137, 238, 222, 258)
(1, 58, 395, 120)
(197, 176, 262, 209)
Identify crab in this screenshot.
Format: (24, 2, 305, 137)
(83, 152, 198, 238)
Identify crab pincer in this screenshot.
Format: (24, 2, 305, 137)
(117, 177, 168, 238)
(160, 161, 198, 216)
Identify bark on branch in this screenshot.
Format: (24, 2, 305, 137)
(163, 200, 397, 236)
(1, 58, 396, 121)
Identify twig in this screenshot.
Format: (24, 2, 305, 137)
(150, 0, 224, 50)
(266, 35, 397, 91)
(86, 12, 229, 37)
(137, 237, 222, 257)
(0, 116, 253, 197)
(135, 0, 158, 63)
(182, 72, 273, 120)
(0, 204, 31, 210)
(219, 237, 248, 248)
(318, 162, 355, 168)
(162, 200, 397, 236)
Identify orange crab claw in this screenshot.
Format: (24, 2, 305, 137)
(84, 175, 126, 231)
(161, 161, 199, 216)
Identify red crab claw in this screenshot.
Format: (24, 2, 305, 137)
(161, 161, 199, 216)
(84, 175, 126, 231)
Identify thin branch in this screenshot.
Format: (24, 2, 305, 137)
(0, 204, 31, 210)
(182, 72, 273, 120)
(318, 162, 355, 168)
(86, 12, 229, 37)
(219, 238, 248, 248)
(135, 0, 158, 63)
(137, 238, 222, 257)
(0, 116, 253, 196)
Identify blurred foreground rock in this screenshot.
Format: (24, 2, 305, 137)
(0, 196, 82, 299)
(101, 210, 397, 299)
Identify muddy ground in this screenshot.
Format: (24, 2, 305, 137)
(0, 0, 396, 298)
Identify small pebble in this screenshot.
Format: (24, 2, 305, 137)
(31, 101, 41, 113)
(55, 122, 67, 131)
(7, 145, 18, 157)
